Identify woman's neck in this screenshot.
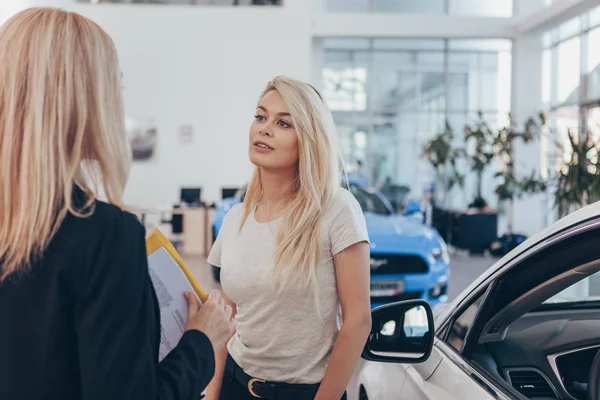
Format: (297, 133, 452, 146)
(258, 168, 296, 214)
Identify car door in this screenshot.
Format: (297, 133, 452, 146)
(400, 214, 600, 400)
(400, 287, 504, 400)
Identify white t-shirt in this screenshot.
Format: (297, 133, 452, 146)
(207, 188, 369, 384)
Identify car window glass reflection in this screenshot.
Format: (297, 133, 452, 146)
(446, 293, 484, 353)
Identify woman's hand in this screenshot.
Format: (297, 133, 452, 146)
(185, 290, 237, 352)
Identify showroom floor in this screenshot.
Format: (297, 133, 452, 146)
(185, 253, 498, 302)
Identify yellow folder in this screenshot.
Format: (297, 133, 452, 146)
(146, 228, 208, 303)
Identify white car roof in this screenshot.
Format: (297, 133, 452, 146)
(437, 200, 600, 323)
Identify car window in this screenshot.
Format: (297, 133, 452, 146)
(446, 292, 484, 353)
(543, 270, 600, 304)
(349, 184, 391, 215)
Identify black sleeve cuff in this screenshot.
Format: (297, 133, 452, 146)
(179, 330, 216, 388)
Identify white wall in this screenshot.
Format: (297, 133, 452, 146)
(75, 2, 311, 208)
(11, 1, 311, 208)
(1, 0, 26, 23)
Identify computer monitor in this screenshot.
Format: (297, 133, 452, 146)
(180, 187, 201, 205)
(222, 188, 239, 200)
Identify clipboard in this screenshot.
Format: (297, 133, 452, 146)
(146, 228, 208, 303)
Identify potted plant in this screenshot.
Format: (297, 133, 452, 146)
(464, 112, 495, 199)
(422, 120, 465, 208)
(493, 113, 548, 233)
(553, 128, 600, 217)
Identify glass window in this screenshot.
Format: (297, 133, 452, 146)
(589, 106, 600, 141)
(337, 125, 368, 174)
(543, 32, 553, 48)
(373, 39, 445, 51)
(322, 42, 509, 198)
(555, 106, 579, 171)
(542, 49, 552, 106)
(447, 53, 480, 111)
(544, 271, 600, 304)
(498, 52, 512, 114)
(540, 117, 551, 180)
(372, 0, 445, 13)
(448, 0, 513, 17)
(590, 5, 600, 28)
(327, 0, 370, 12)
(479, 54, 500, 112)
(324, 38, 370, 51)
(448, 39, 512, 52)
(371, 122, 399, 185)
(556, 37, 580, 105)
(446, 292, 485, 353)
(371, 52, 415, 111)
(478, 52, 512, 112)
(587, 27, 600, 100)
(323, 51, 368, 112)
(418, 52, 446, 110)
(558, 17, 582, 41)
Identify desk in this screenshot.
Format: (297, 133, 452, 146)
(134, 206, 215, 257)
(205, 207, 216, 254)
(172, 208, 207, 256)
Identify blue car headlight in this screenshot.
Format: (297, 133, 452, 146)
(429, 240, 449, 265)
(428, 275, 449, 299)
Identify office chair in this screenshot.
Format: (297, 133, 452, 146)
(161, 205, 184, 249)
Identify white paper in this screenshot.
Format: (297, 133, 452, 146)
(147, 247, 201, 361)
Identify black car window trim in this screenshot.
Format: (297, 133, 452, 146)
(437, 285, 489, 344)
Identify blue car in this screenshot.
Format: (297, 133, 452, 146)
(211, 181, 450, 308)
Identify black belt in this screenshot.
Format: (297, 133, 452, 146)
(224, 355, 320, 400)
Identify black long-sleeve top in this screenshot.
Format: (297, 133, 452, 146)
(0, 197, 215, 400)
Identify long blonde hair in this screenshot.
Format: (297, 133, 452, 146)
(241, 76, 342, 304)
(0, 8, 130, 281)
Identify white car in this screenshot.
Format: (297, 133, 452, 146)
(357, 202, 600, 400)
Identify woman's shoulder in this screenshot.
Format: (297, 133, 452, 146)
(224, 203, 245, 222)
(48, 200, 145, 286)
(330, 187, 362, 214)
(229, 202, 244, 215)
(77, 199, 140, 227)
(62, 199, 144, 245)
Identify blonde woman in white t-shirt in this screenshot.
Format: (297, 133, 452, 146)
(206, 75, 371, 400)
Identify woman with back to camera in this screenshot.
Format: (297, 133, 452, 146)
(206, 76, 372, 400)
(0, 8, 236, 400)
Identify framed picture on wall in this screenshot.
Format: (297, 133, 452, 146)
(126, 117, 157, 162)
(179, 124, 194, 144)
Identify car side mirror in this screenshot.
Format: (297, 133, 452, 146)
(362, 300, 434, 364)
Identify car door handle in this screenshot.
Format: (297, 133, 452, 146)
(470, 373, 498, 398)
